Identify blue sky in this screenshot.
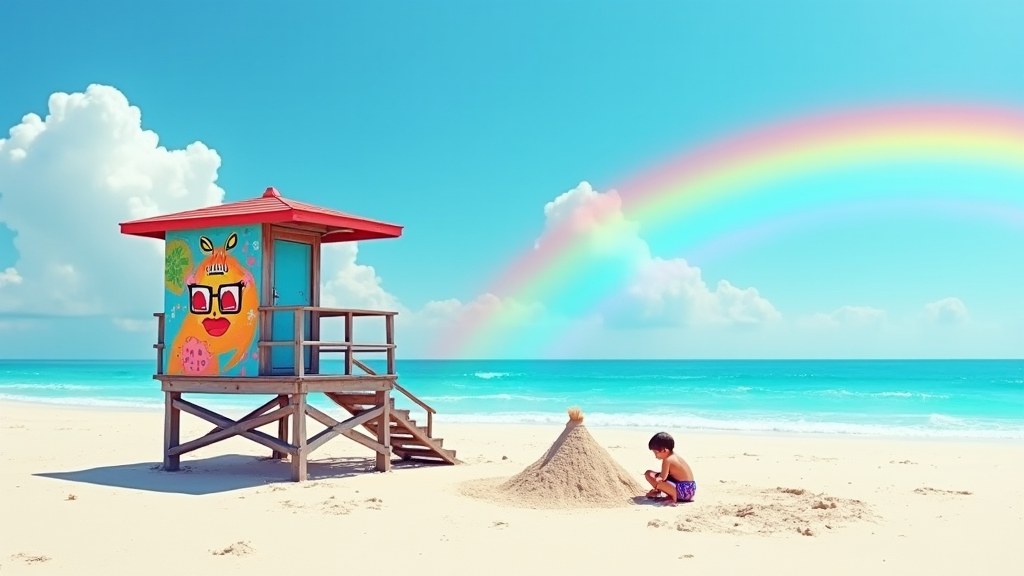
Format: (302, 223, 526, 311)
(0, 0, 1022, 359)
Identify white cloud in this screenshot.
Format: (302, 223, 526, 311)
(0, 267, 22, 288)
(411, 293, 545, 330)
(0, 84, 224, 318)
(805, 305, 888, 329)
(320, 243, 403, 312)
(922, 297, 969, 325)
(532, 182, 779, 328)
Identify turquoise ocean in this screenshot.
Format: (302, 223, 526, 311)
(1, 359, 1022, 440)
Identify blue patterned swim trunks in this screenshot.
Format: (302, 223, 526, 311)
(671, 479, 697, 502)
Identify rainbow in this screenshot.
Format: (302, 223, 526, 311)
(435, 103, 1024, 358)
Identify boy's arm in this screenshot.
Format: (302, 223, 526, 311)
(657, 459, 671, 482)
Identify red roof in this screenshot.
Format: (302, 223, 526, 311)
(119, 187, 403, 243)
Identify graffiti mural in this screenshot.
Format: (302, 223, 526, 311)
(163, 226, 262, 376)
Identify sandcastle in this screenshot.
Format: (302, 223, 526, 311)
(465, 407, 645, 509)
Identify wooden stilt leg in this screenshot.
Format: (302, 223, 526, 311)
(163, 392, 181, 471)
(375, 389, 392, 472)
(291, 393, 307, 481)
(273, 394, 289, 460)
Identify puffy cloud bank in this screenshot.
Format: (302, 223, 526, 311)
(0, 85, 223, 322)
(532, 182, 781, 329)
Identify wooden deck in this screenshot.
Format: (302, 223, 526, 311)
(153, 306, 458, 482)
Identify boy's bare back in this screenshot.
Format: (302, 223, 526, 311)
(663, 452, 693, 482)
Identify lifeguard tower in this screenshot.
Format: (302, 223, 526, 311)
(119, 187, 457, 482)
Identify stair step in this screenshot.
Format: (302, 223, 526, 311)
(390, 437, 443, 449)
(351, 408, 410, 421)
(387, 424, 429, 436)
(329, 390, 458, 465)
(393, 442, 454, 455)
(394, 447, 457, 461)
(364, 416, 417, 427)
(329, 393, 386, 405)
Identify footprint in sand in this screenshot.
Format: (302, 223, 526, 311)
(11, 553, 51, 563)
(795, 455, 838, 462)
(212, 541, 254, 556)
(914, 487, 972, 497)
(280, 496, 384, 515)
(492, 521, 509, 529)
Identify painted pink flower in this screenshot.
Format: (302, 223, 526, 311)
(247, 256, 256, 266)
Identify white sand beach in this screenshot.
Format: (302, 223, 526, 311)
(1, 400, 1021, 575)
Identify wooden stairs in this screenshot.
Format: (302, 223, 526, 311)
(326, 392, 459, 465)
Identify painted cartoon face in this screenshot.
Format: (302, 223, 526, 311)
(187, 233, 257, 338)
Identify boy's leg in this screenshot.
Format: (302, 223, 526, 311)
(656, 480, 679, 506)
(643, 470, 662, 497)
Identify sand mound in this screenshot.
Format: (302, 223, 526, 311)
(462, 408, 645, 509)
(649, 485, 878, 537)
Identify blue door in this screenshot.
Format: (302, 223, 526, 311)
(271, 239, 313, 374)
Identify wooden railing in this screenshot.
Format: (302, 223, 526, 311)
(257, 306, 397, 377)
(352, 358, 438, 437)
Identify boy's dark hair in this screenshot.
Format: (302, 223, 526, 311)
(648, 431, 675, 452)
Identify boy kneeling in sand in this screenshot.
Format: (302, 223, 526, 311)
(644, 432, 696, 505)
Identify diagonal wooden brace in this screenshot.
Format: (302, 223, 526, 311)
(199, 396, 283, 438)
(305, 404, 385, 455)
(342, 428, 389, 455)
(170, 398, 296, 457)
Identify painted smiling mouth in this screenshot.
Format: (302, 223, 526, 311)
(202, 317, 231, 337)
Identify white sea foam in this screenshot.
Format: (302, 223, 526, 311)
(420, 393, 566, 402)
(816, 389, 951, 400)
(928, 413, 967, 426)
(0, 394, 163, 410)
(471, 372, 514, 379)
(0, 382, 100, 391)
